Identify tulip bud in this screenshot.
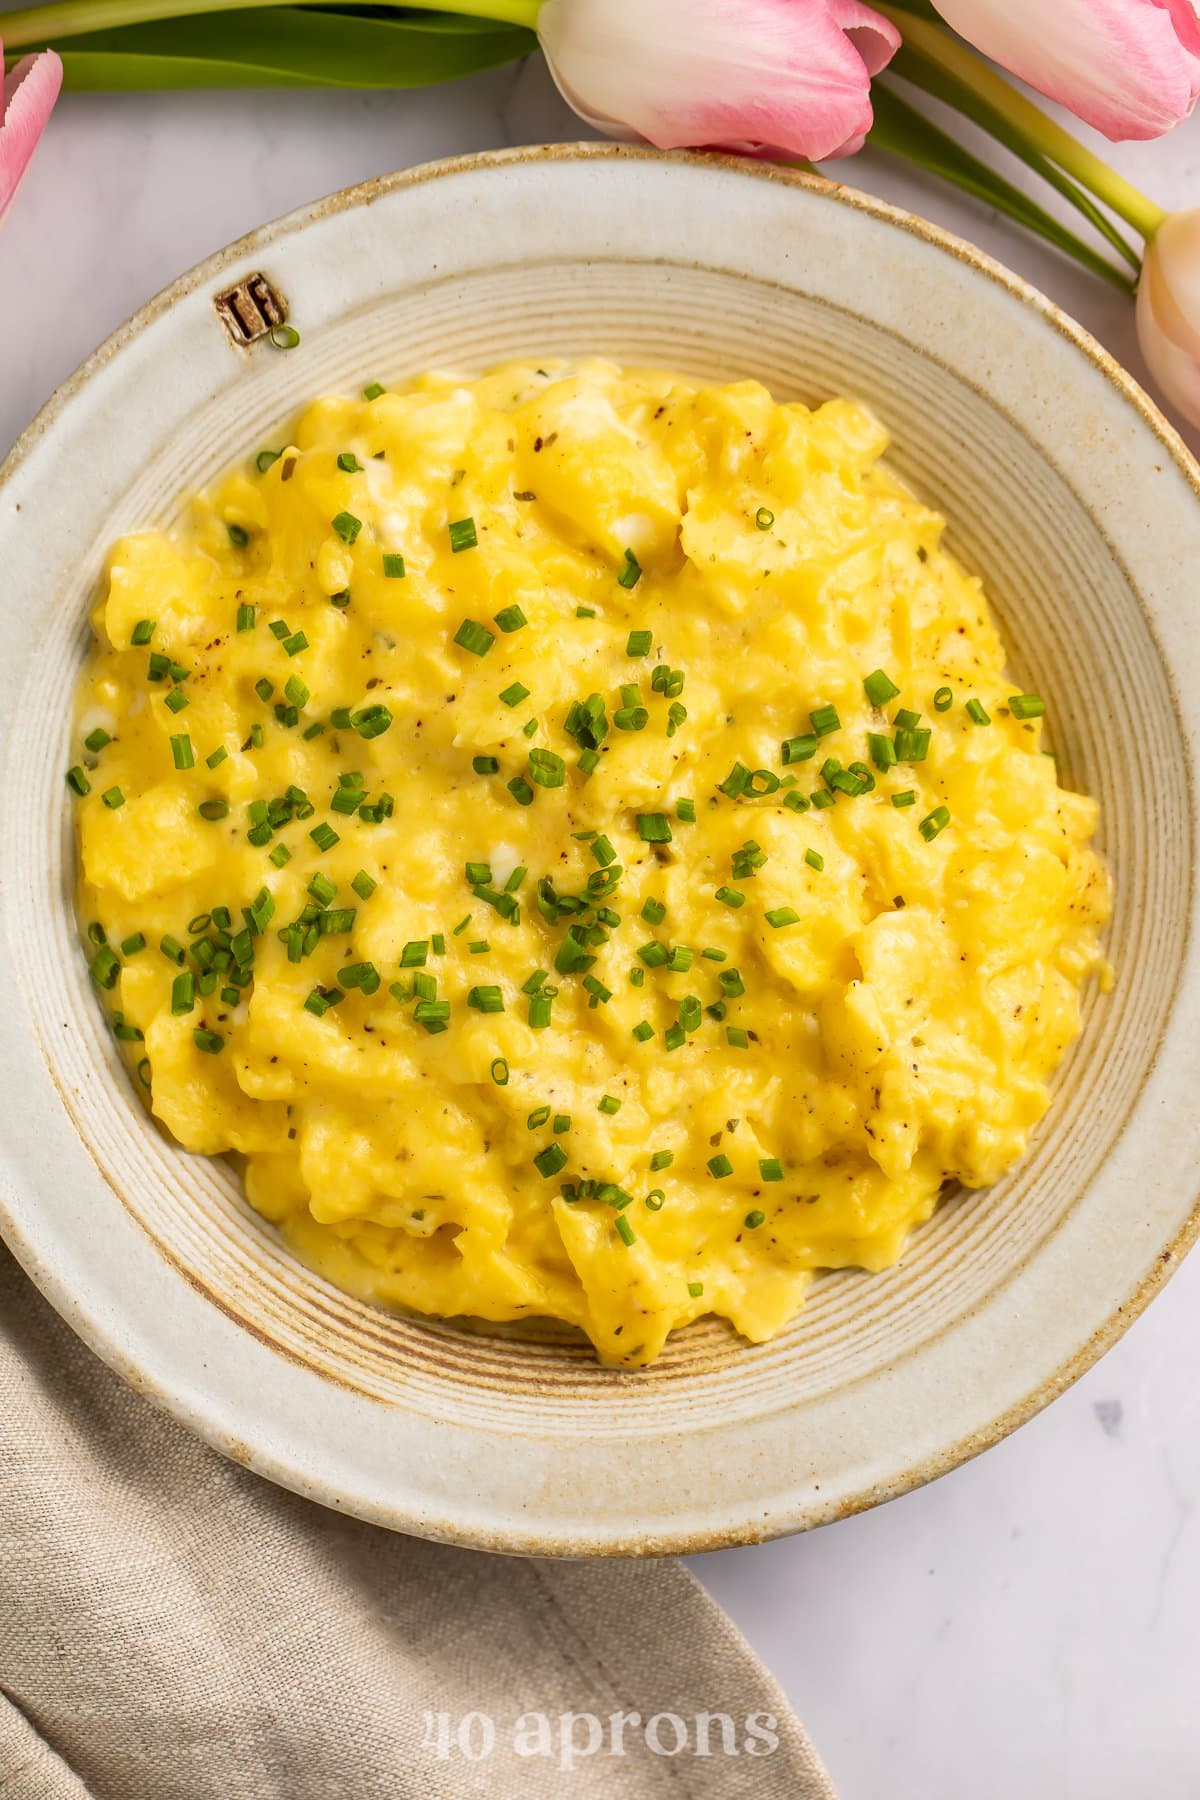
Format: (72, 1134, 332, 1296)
(1, 46, 63, 224)
(1137, 209, 1200, 429)
(536, 0, 900, 163)
(931, 0, 1200, 141)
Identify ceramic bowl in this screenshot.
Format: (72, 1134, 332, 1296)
(1, 145, 1197, 1556)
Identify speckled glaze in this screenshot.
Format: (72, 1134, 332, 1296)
(0, 146, 1196, 1557)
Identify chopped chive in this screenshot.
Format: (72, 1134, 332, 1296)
(894, 708, 922, 730)
(160, 935, 186, 966)
(101, 786, 125, 810)
(205, 746, 228, 771)
(648, 1153, 673, 1177)
(919, 805, 951, 841)
(528, 991, 554, 1029)
(521, 717, 539, 740)
(614, 1215, 636, 1247)
(528, 748, 566, 788)
(198, 799, 228, 822)
(284, 675, 309, 709)
(255, 449, 281, 474)
(966, 698, 991, 726)
(130, 618, 156, 646)
(171, 971, 195, 1014)
(867, 731, 897, 771)
(755, 506, 774, 530)
(810, 704, 840, 738)
(617, 548, 642, 590)
(282, 632, 308, 657)
(193, 1028, 224, 1054)
(164, 689, 188, 715)
(810, 789, 834, 810)
(89, 946, 120, 989)
(553, 1114, 572, 1135)
(310, 822, 340, 852)
(640, 897, 666, 925)
(664, 1024, 686, 1051)
(1008, 693, 1046, 720)
(783, 792, 809, 813)
(449, 517, 478, 554)
(863, 669, 900, 708)
(351, 704, 392, 739)
(235, 604, 256, 634)
(759, 1159, 784, 1182)
(632, 1020, 655, 1042)
(351, 870, 376, 900)
(363, 381, 386, 401)
(227, 523, 249, 548)
(414, 999, 451, 1033)
(337, 451, 363, 473)
(84, 727, 111, 753)
(715, 886, 745, 909)
(453, 619, 494, 658)
(726, 1026, 749, 1048)
(169, 734, 194, 771)
(527, 1106, 551, 1130)
(891, 790, 916, 808)
(781, 734, 817, 765)
(598, 1095, 621, 1115)
(687, 1280, 704, 1297)
(804, 848, 824, 871)
(269, 844, 291, 868)
(508, 776, 535, 807)
(119, 932, 146, 957)
(467, 985, 504, 1014)
(382, 552, 406, 581)
(534, 1143, 568, 1178)
(676, 798, 696, 823)
(626, 629, 652, 657)
(745, 769, 779, 797)
(637, 813, 672, 844)
(473, 755, 500, 775)
(765, 906, 799, 928)
(332, 511, 362, 545)
(744, 1210, 766, 1229)
(576, 606, 595, 620)
(934, 686, 953, 712)
(494, 604, 527, 633)
(707, 1154, 733, 1179)
(491, 1057, 509, 1086)
(894, 727, 931, 762)
(66, 766, 91, 796)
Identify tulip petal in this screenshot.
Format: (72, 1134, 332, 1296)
(537, 0, 900, 163)
(1, 46, 64, 224)
(1137, 259, 1200, 427)
(932, 0, 1200, 140)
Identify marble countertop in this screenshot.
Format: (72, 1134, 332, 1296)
(3, 48, 1198, 1800)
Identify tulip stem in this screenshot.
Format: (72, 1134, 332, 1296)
(1, 0, 542, 51)
(877, 5, 1168, 242)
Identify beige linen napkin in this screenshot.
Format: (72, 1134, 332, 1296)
(0, 1248, 836, 1800)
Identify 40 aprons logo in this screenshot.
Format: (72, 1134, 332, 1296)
(420, 1709, 781, 1768)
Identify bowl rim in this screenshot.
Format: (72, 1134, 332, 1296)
(3, 140, 1199, 1555)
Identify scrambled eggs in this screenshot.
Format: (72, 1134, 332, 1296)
(68, 360, 1110, 1366)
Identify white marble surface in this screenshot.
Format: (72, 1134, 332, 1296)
(3, 45, 1199, 1800)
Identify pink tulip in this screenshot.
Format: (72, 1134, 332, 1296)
(1, 43, 63, 224)
(536, 0, 901, 162)
(931, 0, 1200, 141)
(1136, 209, 1200, 426)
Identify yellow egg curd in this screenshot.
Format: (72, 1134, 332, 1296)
(68, 359, 1111, 1367)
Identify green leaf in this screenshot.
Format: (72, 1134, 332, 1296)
(868, 84, 1135, 296)
(14, 7, 534, 88)
(891, 43, 1141, 272)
